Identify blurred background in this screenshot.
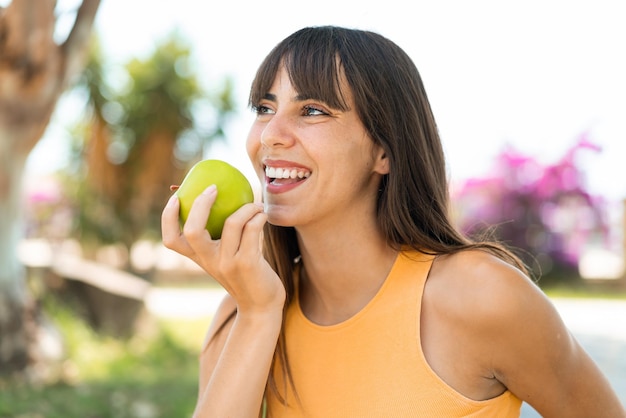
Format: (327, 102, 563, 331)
(1, 0, 624, 417)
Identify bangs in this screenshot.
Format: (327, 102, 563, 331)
(249, 27, 350, 111)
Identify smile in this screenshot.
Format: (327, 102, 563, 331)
(265, 166, 311, 184)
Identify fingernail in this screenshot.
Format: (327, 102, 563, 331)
(202, 184, 217, 195)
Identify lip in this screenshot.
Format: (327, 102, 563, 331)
(262, 158, 311, 194)
(263, 159, 310, 170)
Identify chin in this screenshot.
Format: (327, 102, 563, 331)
(266, 214, 295, 228)
(263, 205, 297, 228)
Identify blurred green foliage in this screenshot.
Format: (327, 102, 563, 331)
(0, 295, 209, 418)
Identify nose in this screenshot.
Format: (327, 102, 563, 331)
(259, 112, 296, 149)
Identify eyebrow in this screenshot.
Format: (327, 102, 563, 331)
(262, 93, 318, 103)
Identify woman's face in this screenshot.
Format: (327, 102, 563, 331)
(246, 66, 388, 230)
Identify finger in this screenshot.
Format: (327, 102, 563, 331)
(161, 194, 197, 256)
(183, 185, 217, 243)
(161, 194, 182, 248)
(237, 209, 268, 255)
(219, 203, 265, 256)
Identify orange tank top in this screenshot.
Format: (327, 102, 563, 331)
(266, 250, 522, 417)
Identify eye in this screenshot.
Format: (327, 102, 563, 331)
(302, 105, 327, 116)
(251, 104, 275, 115)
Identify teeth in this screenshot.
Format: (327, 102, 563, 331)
(265, 166, 311, 179)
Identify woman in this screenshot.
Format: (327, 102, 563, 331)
(161, 26, 624, 417)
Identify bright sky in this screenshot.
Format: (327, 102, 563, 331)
(26, 0, 626, 205)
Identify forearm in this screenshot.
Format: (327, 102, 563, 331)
(193, 309, 283, 418)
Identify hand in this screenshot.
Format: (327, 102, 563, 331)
(161, 185, 286, 315)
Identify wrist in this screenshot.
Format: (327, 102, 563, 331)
(236, 304, 284, 325)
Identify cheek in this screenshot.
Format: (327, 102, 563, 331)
(246, 126, 266, 182)
(245, 126, 261, 160)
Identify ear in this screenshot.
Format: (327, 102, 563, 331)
(373, 146, 390, 175)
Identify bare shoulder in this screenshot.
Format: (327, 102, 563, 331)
(422, 249, 555, 396)
(426, 249, 549, 323)
(425, 249, 625, 416)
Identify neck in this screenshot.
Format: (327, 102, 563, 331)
(295, 221, 398, 325)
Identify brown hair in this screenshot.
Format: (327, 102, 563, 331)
(247, 25, 528, 406)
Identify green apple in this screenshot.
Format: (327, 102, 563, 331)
(175, 159, 254, 239)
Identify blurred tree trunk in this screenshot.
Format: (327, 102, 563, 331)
(0, 0, 100, 378)
(83, 114, 188, 253)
